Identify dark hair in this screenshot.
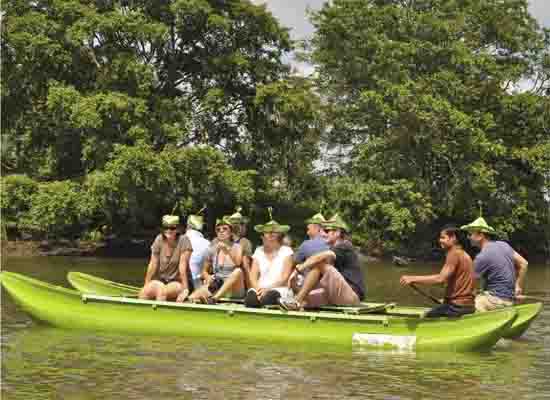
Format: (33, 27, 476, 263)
(440, 225, 465, 247)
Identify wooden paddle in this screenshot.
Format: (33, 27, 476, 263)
(515, 294, 549, 303)
(410, 283, 442, 305)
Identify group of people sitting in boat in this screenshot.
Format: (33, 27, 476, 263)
(139, 208, 365, 311)
(138, 207, 528, 318)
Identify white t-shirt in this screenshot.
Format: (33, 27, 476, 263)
(185, 229, 210, 280)
(253, 245, 293, 289)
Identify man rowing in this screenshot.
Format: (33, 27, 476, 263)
(400, 225, 475, 317)
(279, 214, 365, 310)
(461, 216, 528, 312)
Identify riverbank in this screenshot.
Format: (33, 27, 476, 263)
(1, 239, 386, 263)
(2, 239, 547, 265)
(2, 239, 150, 258)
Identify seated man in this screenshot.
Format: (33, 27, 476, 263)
(183, 213, 210, 293)
(280, 214, 365, 310)
(461, 216, 528, 312)
(188, 216, 244, 304)
(287, 212, 329, 291)
(139, 215, 193, 302)
(400, 225, 475, 317)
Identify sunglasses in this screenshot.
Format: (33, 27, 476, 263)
(165, 226, 178, 231)
(216, 226, 230, 233)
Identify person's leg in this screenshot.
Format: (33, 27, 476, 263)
(295, 267, 323, 305)
(427, 303, 475, 318)
(244, 288, 261, 307)
(213, 268, 244, 300)
(139, 280, 166, 301)
(280, 265, 329, 310)
(425, 304, 453, 318)
(317, 266, 360, 306)
(475, 294, 491, 312)
(164, 281, 183, 301)
(259, 290, 281, 306)
(188, 285, 212, 303)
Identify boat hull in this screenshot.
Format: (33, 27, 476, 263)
(68, 271, 543, 339)
(1, 272, 518, 352)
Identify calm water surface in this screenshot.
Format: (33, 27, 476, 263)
(2, 257, 549, 400)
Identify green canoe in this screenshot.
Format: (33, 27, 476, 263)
(2, 271, 517, 352)
(68, 271, 543, 340)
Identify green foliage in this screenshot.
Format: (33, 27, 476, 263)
(309, 0, 550, 256)
(0, 174, 39, 230)
(19, 180, 83, 238)
(322, 177, 434, 252)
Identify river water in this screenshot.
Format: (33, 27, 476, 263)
(1, 257, 549, 400)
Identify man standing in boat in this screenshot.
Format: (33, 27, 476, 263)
(461, 217, 528, 312)
(399, 225, 475, 317)
(280, 214, 365, 310)
(139, 215, 193, 302)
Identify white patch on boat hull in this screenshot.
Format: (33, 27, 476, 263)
(352, 333, 417, 350)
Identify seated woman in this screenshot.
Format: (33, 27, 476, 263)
(188, 216, 244, 304)
(139, 215, 193, 302)
(245, 212, 294, 308)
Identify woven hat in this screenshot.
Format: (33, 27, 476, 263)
(460, 217, 496, 235)
(254, 207, 290, 234)
(322, 214, 350, 233)
(162, 215, 180, 227)
(227, 206, 249, 225)
(187, 215, 204, 231)
(215, 216, 233, 227)
(305, 213, 326, 225)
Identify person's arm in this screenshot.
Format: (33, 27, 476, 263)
(512, 251, 528, 296)
(400, 253, 456, 286)
(201, 256, 213, 283)
(176, 250, 192, 302)
(249, 258, 261, 290)
(274, 255, 295, 288)
(296, 250, 336, 272)
(144, 254, 159, 285)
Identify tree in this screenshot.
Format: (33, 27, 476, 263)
(308, 0, 550, 256)
(1, 0, 293, 179)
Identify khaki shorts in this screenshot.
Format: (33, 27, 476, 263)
(475, 292, 513, 312)
(304, 266, 360, 308)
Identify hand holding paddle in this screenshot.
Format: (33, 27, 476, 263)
(400, 276, 443, 305)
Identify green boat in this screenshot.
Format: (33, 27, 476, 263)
(2, 271, 518, 352)
(68, 271, 543, 340)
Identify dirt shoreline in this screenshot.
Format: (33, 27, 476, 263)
(3, 240, 547, 265)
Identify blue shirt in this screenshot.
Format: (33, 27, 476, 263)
(294, 235, 329, 264)
(474, 241, 517, 300)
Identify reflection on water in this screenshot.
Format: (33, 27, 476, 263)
(2, 257, 549, 400)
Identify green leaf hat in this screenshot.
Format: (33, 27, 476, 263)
(162, 215, 180, 227)
(322, 213, 350, 233)
(227, 206, 250, 224)
(254, 207, 290, 234)
(305, 212, 326, 225)
(460, 217, 496, 234)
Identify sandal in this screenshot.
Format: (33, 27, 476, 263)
(278, 297, 302, 311)
(205, 296, 217, 305)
